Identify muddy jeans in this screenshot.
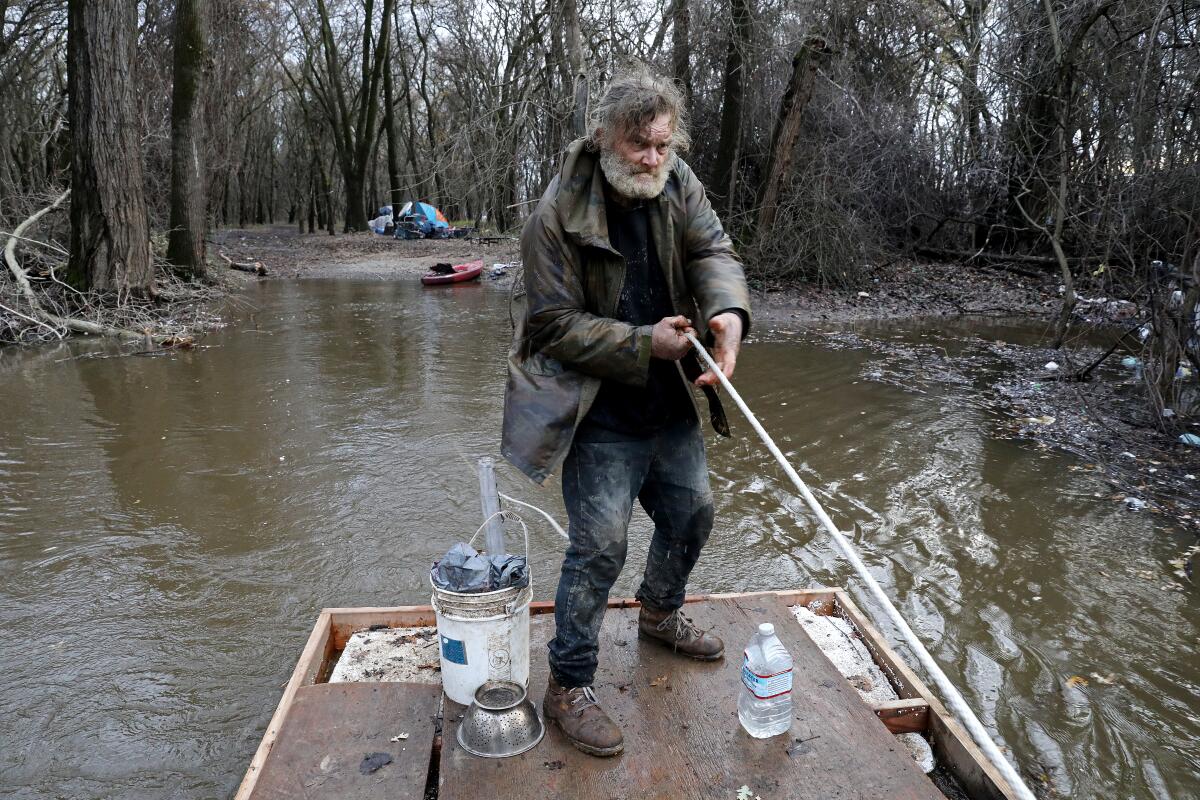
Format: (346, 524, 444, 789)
(547, 416, 715, 688)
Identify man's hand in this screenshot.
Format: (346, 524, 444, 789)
(650, 315, 694, 360)
(695, 312, 743, 387)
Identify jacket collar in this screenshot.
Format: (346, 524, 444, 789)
(556, 138, 671, 255)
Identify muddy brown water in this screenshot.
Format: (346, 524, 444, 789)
(0, 280, 1196, 799)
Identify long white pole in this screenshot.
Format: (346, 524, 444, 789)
(684, 332, 1035, 800)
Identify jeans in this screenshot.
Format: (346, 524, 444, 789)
(547, 416, 715, 688)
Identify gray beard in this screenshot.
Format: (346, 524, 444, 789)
(599, 148, 672, 200)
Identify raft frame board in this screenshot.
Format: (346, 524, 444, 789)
(235, 589, 1019, 800)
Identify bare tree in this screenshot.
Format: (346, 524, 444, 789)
(66, 0, 152, 294)
(298, 0, 395, 231)
(565, 0, 588, 138)
(755, 37, 829, 238)
(382, 57, 404, 225)
(167, 0, 209, 278)
(710, 0, 753, 212)
(671, 0, 693, 109)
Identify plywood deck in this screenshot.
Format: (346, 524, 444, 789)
(437, 594, 943, 800)
(248, 682, 439, 800)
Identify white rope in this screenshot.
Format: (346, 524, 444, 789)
(684, 332, 1035, 800)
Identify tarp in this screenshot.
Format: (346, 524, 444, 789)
(369, 214, 392, 234)
(431, 542, 528, 593)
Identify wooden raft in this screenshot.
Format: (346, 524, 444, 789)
(236, 590, 1020, 800)
(248, 682, 439, 799)
(439, 593, 942, 800)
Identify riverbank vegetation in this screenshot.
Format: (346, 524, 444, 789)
(1, 1, 1198, 420)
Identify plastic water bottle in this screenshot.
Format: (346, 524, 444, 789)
(738, 622, 793, 738)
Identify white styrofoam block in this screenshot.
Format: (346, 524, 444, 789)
(790, 605, 935, 773)
(329, 626, 443, 684)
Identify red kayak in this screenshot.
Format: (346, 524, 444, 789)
(421, 259, 483, 285)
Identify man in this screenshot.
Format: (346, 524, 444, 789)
(501, 69, 750, 757)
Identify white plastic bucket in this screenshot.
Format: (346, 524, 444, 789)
(430, 513, 533, 705)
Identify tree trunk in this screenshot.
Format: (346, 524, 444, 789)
(267, 147, 275, 224)
(67, 0, 153, 294)
(961, 0, 989, 249)
(166, 0, 208, 279)
(410, 0, 444, 203)
(324, 151, 336, 235)
(396, 39, 424, 197)
(565, 0, 587, 138)
(383, 60, 404, 224)
(671, 0, 693, 109)
(341, 162, 363, 232)
(711, 0, 752, 214)
(368, 146, 380, 219)
(755, 38, 828, 238)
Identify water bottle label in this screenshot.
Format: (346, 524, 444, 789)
(742, 652, 793, 699)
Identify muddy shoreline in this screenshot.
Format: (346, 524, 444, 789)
(214, 226, 1062, 324)
(212, 225, 520, 281)
(215, 225, 1199, 545)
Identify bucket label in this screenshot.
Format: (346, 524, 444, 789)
(742, 652, 793, 699)
(486, 632, 512, 680)
(441, 636, 467, 665)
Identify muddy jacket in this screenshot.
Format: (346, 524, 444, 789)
(501, 139, 751, 485)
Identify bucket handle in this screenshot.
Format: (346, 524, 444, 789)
(467, 509, 530, 560)
(466, 510, 532, 611)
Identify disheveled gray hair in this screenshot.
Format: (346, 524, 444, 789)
(585, 69, 691, 153)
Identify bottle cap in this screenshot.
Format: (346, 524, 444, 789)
(758, 622, 774, 637)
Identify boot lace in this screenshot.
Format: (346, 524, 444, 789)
(568, 686, 599, 709)
(655, 608, 703, 643)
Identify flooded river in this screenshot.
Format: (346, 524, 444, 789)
(0, 279, 1196, 798)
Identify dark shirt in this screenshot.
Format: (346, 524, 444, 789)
(583, 196, 694, 435)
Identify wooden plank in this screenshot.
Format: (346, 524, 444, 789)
(872, 698, 930, 734)
(438, 595, 942, 800)
(928, 709, 1017, 800)
(235, 610, 334, 800)
(247, 682, 439, 799)
(831, 591, 1019, 800)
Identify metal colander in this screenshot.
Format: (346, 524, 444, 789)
(455, 680, 544, 758)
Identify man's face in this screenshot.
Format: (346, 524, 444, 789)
(600, 112, 675, 200)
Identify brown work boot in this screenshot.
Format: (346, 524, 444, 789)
(542, 676, 624, 757)
(638, 605, 725, 661)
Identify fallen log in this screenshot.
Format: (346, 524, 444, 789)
(218, 251, 268, 275)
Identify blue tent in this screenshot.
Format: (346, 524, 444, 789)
(395, 201, 450, 238)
